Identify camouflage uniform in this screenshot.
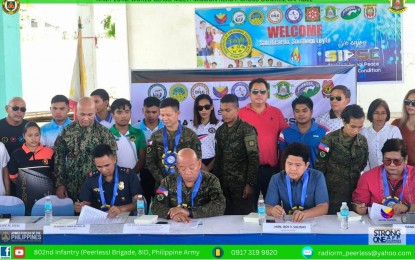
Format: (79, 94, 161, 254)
(54, 121, 117, 201)
(213, 118, 259, 215)
(146, 126, 201, 187)
(315, 128, 368, 214)
(151, 171, 225, 218)
(79, 166, 142, 210)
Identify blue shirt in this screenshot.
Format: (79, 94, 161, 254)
(40, 118, 72, 149)
(265, 168, 329, 213)
(133, 119, 164, 144)
(278, 122, 329, 169)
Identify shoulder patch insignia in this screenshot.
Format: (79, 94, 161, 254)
(248, 140, 255, 147)
(319, 151, 326, 158)
(147, 147, 152, 154)
(156, 193, 165, 202)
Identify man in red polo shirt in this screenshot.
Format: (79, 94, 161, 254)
(239, 78, 287, 204)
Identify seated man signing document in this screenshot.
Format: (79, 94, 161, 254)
(75, 144, 143, 218)
(151, 148, 225, 223)
(265, 143, 329, 222)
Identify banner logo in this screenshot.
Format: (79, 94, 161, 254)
(169, 84, 188, 102)
(321, 80, 334, 98)
(0, 246, 10, 258)
(267, 8, 283, 24)
(232, 11, 246, 25)
(285, 6, 303, 24)
(305, 7, 320, 22)
(323, 6, 339, 21)
(295, 81, 321, 98)
(364, 5, 377, 19)
(341, 6, 362, 20)
(13, 247, 25, 258)
(212, 86, 228, 99)
(248, 10, 264, 26)
(231, 82, 249, 101)
(369, 227, 406, 244)
(214, 13, 227, 24)
(273, 81, 293, 100)
(389, 0, 407, 14)
(191, 83, 210, 99)
(381, 207, 395, 219)
(2, 0, 19, 15)
(220, 29, 252, 60)
(148, 84, 167, 100)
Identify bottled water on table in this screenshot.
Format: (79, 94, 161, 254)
(258, 195, 266, 226)
(44, 196, 53, 223)
(340, 202, 349, 230)
(136, 195, 145, 217)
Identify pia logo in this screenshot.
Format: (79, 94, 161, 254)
(302, 246, 313, 258)
(381, 208, 394, 219)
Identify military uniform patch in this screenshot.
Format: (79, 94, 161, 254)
(319, 151, 326, 157)
(248, 140, 255, 147)
(146, 147, 152, 154)
(156, 193, 165, 202)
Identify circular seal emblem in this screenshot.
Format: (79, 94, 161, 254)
(231, 82, 249, 101)
(273, 81, 293, 100)
(208, 127, 216, 134)
(169, 83, 188, 102)
(1, 231, 10, 242)
(321, 80, 334, 98)
(191, 83, 210, 99)
(148, 83, 167, 100)
(285, 6, 303, 24)
(232, 10, 246, 25)
(2, 0, 20, 15)
(248, 10, 264, 26)
(220, 29, 252, 60)
(267, 8, 283, 24)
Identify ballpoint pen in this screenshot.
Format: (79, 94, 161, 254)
(32, 217, 43, 223)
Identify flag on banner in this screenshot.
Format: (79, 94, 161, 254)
(69, 17, 87, 117)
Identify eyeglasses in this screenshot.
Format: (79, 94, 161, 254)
(197, 104, 212, 111)
(404, 99, 415, 107)
(252, 89, 267, 95)
(383, 158, 404, 166)
(8, 106, 26, 112)
(330, 96, 342, 101)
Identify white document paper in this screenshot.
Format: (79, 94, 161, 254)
(43, 225, 90, 234)
(369, 203, 401, 224)
(50, 219, 77, 226)
(170, 218, 202, 230)
(393, 224, 415, 234)
(77, 205, 124, 225)
(0, 219, 10, 224)
(123, 223, 170, 234)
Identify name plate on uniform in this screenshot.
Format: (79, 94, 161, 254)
(0, 223, 26, 230)
(262, 222, 311, 233)
(43, 225, 90, 234)
(393, 224, 415, 234)
(123, 223, 170, 234)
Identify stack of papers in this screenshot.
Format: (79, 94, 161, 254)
(243, 213, 258, 223)
(50, 219, 77, 226)
(134, 215, 158, 224)
(337, 211, 362, 222)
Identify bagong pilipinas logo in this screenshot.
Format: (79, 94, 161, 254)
(231, 82, 249, 101)
(148, 83, 167, 100)
(341, 6, 362, 20)
(380, 207, 394, 219)
(273, 81, 293, 100)
(2, 0, 19, 15)
(190, 83, 210, 99)
(285, 6, 303, 24)
(267, 8, 283, 24)
(215, 13, 227, 24)
(232, 10, 246, 25)
(323, 6, 338, 21)
(248, 10, 264, 26)
(220, 29, 252, 60)
(295, 81, 321, 98)
(212, 85, 229, 99)
(169, 83, 188, 102)
(364, 5, 377, 19)
(305, 7, 320, 22)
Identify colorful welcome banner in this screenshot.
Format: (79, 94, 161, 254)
(195, 4, 402, 82)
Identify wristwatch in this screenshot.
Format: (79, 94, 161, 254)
(403, 202, 411, 213)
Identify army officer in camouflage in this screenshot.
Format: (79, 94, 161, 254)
(146, 98, 201, 188)
(55, 97, 117, 201)
(214, 94, 259, 215)
(76, 144, 143, 218)
(315, 104, 368, 214)
(151, 148, 225, 222)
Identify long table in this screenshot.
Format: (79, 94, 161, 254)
(4, 215, 415, 245)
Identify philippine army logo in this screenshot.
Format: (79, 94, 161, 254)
(148, 84, 167, 100)
(220, 29, 252, 60)
(169, 84, 188, 102)
(2, 0, 19, 15)
(267, 8, 283, 24)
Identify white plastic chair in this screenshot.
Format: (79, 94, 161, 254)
(0, 196, 25, 216)
(31, 195, 74, 216)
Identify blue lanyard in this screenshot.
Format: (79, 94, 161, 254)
(98, 167, 119, 210)
(177, 171, 202, 208)
(381, 166, 407, 202)
(285, 170, 309, 210)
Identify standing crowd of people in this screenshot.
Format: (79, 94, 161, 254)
(0, 79, 414, 221)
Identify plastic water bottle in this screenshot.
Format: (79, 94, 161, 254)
(44, 196, 53, 223)
(136, 195, 145, 218)
(258, 195, 266, 225)
(340, 202, 349, 230)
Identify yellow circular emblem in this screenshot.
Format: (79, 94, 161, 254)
(129, 135, 136, 142)
(2, 0, 20, 15)
(169, 84, 188, 102)
(220, 29, 252, 60)
(248, 10, 264, 26)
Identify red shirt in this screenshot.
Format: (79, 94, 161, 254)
(239, 103, 287, 166)
(352, 165, 415, 206)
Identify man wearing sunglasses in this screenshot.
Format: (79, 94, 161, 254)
(239, 78, 287, 206)
(0, 97, 29, 156)
(315, 85, 351, 132)
(353, 139, 414, 215)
